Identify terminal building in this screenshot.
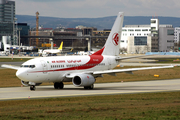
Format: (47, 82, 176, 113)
(174, 27, 180, 50)
(0, 0, 15, 46)
(120, 19, 174, 53)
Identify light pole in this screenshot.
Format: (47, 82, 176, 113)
(13, 18, 18, 45)
(18, 28, 22, 55)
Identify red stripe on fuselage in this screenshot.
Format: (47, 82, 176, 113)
(54, 55, 103, 71)
(30, 55, 104, 73)
(92, 47, 105, 55)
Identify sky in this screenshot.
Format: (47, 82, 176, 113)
(14, 0, 180, 18)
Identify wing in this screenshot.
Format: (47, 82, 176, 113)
(115, 54, 154, 61)
(93, 65, 174, 75)
(1, 64, 20, 70)
(64, 65, 174, 79)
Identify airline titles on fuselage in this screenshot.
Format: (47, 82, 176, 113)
(51, 60, 82, 64)
(51, 59, 100, 64)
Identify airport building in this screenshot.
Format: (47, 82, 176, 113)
(121, 19, 159, 53)
(29, 28, 87, 49)
(174, 27, 180, 43)
(92, 29, 110, 47)
(121, 25, 152, 54)
(0, 0, 15, 22)
(121, 18, 174, 53)
(0, 0, 16, 47)
(17, 23, 30, 46)
(159, 25, 174, 52)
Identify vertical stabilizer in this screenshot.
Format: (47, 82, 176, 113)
(58, 41, 63, 50)
(102, 12, 124, 56)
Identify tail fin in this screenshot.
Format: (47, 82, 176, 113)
(58, 41, 63, 50)
(94, 12, 124, 56)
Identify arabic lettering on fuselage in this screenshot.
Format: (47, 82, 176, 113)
(51, 60, 81, 63)
(67, 60, 81, 63)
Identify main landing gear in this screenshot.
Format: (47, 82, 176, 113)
(84, 84, 94, 90)
(54, 82, 64, 89)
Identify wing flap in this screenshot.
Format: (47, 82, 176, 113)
(1, 64, 20, 70)
(93, 65, 174, 75)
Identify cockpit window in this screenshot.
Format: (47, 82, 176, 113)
(20, 65, 35, 68)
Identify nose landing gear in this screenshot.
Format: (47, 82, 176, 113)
(30, 85, 36, 91)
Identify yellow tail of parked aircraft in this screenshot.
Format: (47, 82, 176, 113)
(41, 41, 63, 56)
(58, 41, 63, 50)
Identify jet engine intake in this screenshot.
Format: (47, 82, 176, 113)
(72, 74, 95, 87)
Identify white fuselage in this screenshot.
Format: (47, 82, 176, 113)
(43, 49, 61, 54)
(16, 55, 118, 83)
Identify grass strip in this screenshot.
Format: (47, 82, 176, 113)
(0, 92, 179, 119)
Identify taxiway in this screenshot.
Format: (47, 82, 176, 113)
(0, 79, 180, 101)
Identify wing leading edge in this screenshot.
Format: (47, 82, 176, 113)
(1, 64, 20, 70)
(93, 65, 174, 75)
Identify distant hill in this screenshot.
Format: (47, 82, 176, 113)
(16, 15, 180, 30)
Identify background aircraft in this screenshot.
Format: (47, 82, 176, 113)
(41, 41, 63, 56)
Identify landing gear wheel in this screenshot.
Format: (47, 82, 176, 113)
(54, 82, 64, 89)
(30, 85, 36, 91)
(84, 86, 89, 89)
(59, 82, 64, 89)
(84, 84, 94, 90)
(54, 82, 59, 89)
(89, 84, 94, 89)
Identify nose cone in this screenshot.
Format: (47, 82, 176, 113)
(16, 69, 28, 81)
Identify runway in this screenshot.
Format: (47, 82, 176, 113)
(0, 79, 180, 101)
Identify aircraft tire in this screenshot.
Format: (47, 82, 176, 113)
(59, 82, 64, 89)
(54, 82, 64, 89)
(54, 82, 59, 89)
(30, 85, 36, 91)
(89, 84, 94, 89)
(84, 84, 94, 90)
(84, 86, 89, 89)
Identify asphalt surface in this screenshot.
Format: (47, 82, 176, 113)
(0, 79, 180, 101)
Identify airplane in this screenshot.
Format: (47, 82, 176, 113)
(2, 36, 35, 54)
(1, 12, 174, 91)
(42, 41, 63, 56)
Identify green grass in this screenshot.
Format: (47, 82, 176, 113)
(0, 92, 179, 120)
(0, 58, 32, 62)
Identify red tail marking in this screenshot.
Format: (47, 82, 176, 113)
(91, 47, 105, 55)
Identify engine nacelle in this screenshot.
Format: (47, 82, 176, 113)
(21, 80, 42, 86)
(72, 74, 95, 87)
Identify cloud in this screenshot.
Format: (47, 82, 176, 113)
(14, 0, 180, 18)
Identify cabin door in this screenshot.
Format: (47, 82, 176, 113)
(40, 60, 48, 74)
